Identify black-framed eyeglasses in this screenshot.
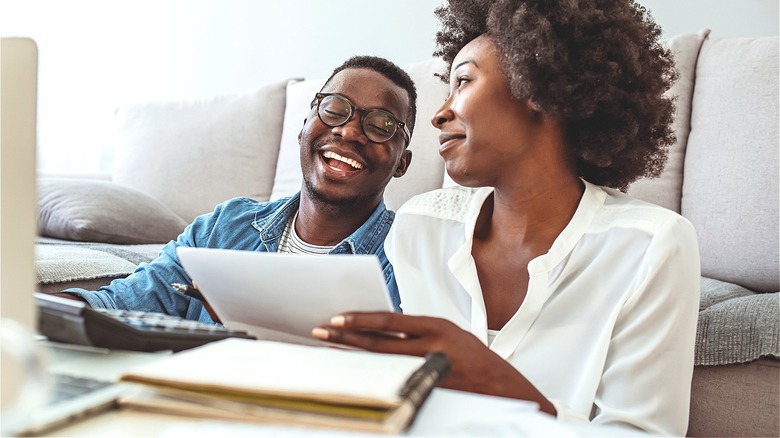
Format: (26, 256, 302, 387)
(313, 92, 410, 145)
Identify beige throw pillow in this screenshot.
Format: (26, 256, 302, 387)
(269, 78, 326, 202)
(37, 178, 188, 244)
(112, 78, 292, 223)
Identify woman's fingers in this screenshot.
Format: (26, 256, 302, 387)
(312, 311, 470, 359)
(333, 311, 454, 337)
(312, 325, 424, 355)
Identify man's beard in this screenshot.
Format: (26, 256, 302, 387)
(302, 176, 382, 215)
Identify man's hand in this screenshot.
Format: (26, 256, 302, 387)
(171, 283, 221, 323)
(51, 293, 89, 304)
(312, 312, 556, 416)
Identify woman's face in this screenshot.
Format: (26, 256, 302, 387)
(432, 35, 543, 188)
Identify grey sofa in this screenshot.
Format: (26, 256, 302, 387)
(36, 30, 778, 436)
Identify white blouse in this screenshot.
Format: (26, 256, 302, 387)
(385, 182, 700, 436)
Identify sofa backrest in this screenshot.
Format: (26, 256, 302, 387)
(627, 30, 710, 212)
(107, 32, 779, 293)
(383, 58, 450, 211)
(112, 79, 291, 223)
(108, 30, 711, 219)
(681, 36, 779, 292)
(624, 31, 779, 293)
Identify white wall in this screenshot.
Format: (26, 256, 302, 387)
(1, 0, 445, 172)
(1, 0, 777, 173)
(641, 0, 779, 38)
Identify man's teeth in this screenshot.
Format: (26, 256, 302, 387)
(323, 151, 364, 170)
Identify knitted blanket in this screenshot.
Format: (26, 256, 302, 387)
(696, 277, 779, 366)
(36, 238, 163, 284)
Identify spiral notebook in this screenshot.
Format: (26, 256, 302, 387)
(119, 338, 450, 434)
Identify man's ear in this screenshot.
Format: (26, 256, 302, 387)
(297, 118, 308, 143)
(393, 149, 413, 178)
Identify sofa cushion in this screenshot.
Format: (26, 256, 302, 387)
(682, 36, 779, 292)
(37, 178, 188, 244)
(269, 78, 326, 202)
(696, 277, 779, 366)
(385, 58, 450, 211)
(627, 30, 710, 213)
(112, 78, 291, 223)
(269, 59, 450, 211)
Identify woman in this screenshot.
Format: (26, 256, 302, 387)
(312, 0, 700, 434)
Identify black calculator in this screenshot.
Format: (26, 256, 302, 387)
(35, 292, 255, 352)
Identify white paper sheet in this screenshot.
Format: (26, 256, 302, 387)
(176, 248, 394, 345)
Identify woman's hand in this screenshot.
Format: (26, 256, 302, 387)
(312, 311, 556, 415)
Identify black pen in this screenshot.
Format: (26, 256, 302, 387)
(171, 282, 205, 301)
(172, 282, 221, 323)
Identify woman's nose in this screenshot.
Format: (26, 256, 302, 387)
(431, 98, 453, 129)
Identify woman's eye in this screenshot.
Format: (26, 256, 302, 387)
(456, 76, 469, 88)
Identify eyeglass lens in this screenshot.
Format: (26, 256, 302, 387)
(318, 94, 399, 143)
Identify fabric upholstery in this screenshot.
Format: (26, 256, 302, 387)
(681, 36, 780, 292)
(269, 78, 325, 202)
(688, 359, 779, 437)
(628, 30, 710, 212)
(37, 178, 187, 244)
(112, 78, 290, 223)
(383, 58, 450, 211)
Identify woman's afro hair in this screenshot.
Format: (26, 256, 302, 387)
(434, 0, 679, 190)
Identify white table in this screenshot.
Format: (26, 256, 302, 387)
(37, 342, 645, 437)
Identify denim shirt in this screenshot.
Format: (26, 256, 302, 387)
(66, 193, 400, 323)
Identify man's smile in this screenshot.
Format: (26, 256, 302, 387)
(320, 150, 365, 173)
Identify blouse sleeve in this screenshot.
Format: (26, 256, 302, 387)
(590, 216, 701, 435)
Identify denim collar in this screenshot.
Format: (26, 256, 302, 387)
(251, 192, 394, 256)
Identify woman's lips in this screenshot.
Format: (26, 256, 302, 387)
(438, 132, 465, 150)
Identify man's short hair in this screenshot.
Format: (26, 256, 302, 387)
(322, 56, 417, 142)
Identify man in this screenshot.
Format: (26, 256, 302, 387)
(56, 55, 416, 322)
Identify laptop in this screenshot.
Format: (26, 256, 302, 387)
(176, 247, 395, 346)
(0, 37, 125, 436)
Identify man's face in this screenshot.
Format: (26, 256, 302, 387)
(298, 68, 412, 209)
